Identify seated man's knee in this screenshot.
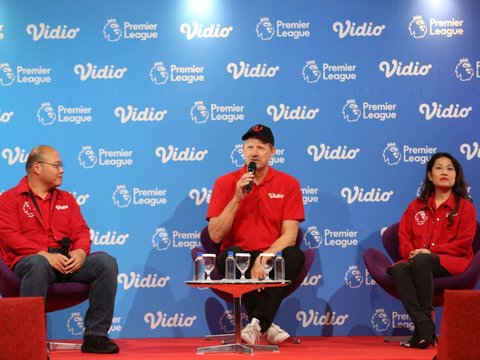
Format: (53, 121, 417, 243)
(225, 246, 243, 253)
(88, 253, 118, 275)
(28, 255, 50, 268)
(13, 254, 52, 280)
(24, 254, 51, 271)
(283, 246, 305, 277)
(283, 246, 305, 264)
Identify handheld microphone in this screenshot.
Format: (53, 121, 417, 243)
(60, 237, 71, 282)
(245, 161, 257, 193)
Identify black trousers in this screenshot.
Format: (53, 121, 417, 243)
(217, 245, 305, 332)
(387, 253, 451, 325)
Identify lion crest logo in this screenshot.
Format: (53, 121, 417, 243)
(67, 312, 85, 335)
(304, 226, 322, 249)
(414, 210, 428, 225)
(371, 309, 390, 332)
(256, 17, 275, 40)
(219, 310, 248, 333)
(345, 266, 364, 288)
(0, 63, 15, 86)
(342, 99, 361, 122)
(190, 101, 209, 124)
(103, 19, 122, 42)
(302, 60, 321, 83)
(112, 185, 131, 208)
(23, 201, 35, 218)
(37, 102, 57, 126)
(230, 144, 245, 167)
(152, 227, 170, 251)
(78, 146, 97, 169)
(382, 142, 401, 166)
(150, 62, 169, 85)
(455, 58, 474, 82)
(408, 15, 427, 39)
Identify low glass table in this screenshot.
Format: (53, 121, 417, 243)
(186, 279, 290, 355)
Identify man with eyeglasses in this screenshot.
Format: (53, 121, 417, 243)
(0, 145, 120, 354)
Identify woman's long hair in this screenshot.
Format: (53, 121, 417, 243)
(418, 152, 471, 227)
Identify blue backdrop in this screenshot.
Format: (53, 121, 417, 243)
(1, 0, 479, 340)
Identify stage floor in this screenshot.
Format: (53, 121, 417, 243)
(49, 336, 438, 360)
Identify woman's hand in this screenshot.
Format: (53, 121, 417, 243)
(409, 248, 431, 260)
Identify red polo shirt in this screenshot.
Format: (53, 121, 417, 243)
(207, 166, 305, 252)
(398, 193, 477, 275)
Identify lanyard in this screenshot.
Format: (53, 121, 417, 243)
(29, 189, 41, 213)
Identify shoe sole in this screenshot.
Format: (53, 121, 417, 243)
(266, 333, 290, 345)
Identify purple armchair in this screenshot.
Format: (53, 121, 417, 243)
(0, 254, 99, 355)
(363, 222, 480, 308)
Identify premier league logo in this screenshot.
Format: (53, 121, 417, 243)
(219, 310, 248, 333)
(408, 15, 427, 39)
(150, 62, 169, 85)
(455, 58, 474, 82)
(256, 17, 275, 40)
(302, 60, 320, 83)
(382, 142, 401, 166)
(230, 144, 244, 167)
(414, 210, 428, 225)
(152, 227, 170, 251)
(190, 101, 209, 124)
(219, 311, 235, 333)
(112, 185, 132, 208)
(342, 99, 361, 122)
(344, 266, 364, 288)
(371, 309, 390, 332)
(304, 226, 322, 249)
(22, 201, 35, 218)
(103, 19, 122, 42)
(37, 102, 56, 126)
(67, 312, 85, 335)
(78, 146, 97, 169)
(0, 63, 15, 86)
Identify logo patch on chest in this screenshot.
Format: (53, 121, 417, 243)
(23, 201, 35, 217)
(414, 210, 428, 225)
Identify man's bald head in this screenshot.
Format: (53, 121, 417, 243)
(25, 145, 56, 173)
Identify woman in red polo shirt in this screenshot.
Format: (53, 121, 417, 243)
(387, 152, 477, 349)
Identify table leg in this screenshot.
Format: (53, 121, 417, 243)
(197, 295, 279, 354)
(233, 295, 242, 344)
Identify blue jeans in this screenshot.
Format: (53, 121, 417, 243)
(13, 252, 118, 337)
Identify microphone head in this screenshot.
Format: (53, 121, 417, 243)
(247, 161, 257, 173)
(61, 237, 71, 246)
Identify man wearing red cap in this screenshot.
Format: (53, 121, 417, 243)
(206, 124, 305, 345)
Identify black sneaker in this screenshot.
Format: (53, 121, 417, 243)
(81, 335, 120, 354)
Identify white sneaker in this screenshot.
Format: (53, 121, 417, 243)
(241, 318, 262, 345)
(263, 323, 290, 345)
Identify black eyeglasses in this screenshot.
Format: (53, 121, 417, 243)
(37, 161, 65, 170)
